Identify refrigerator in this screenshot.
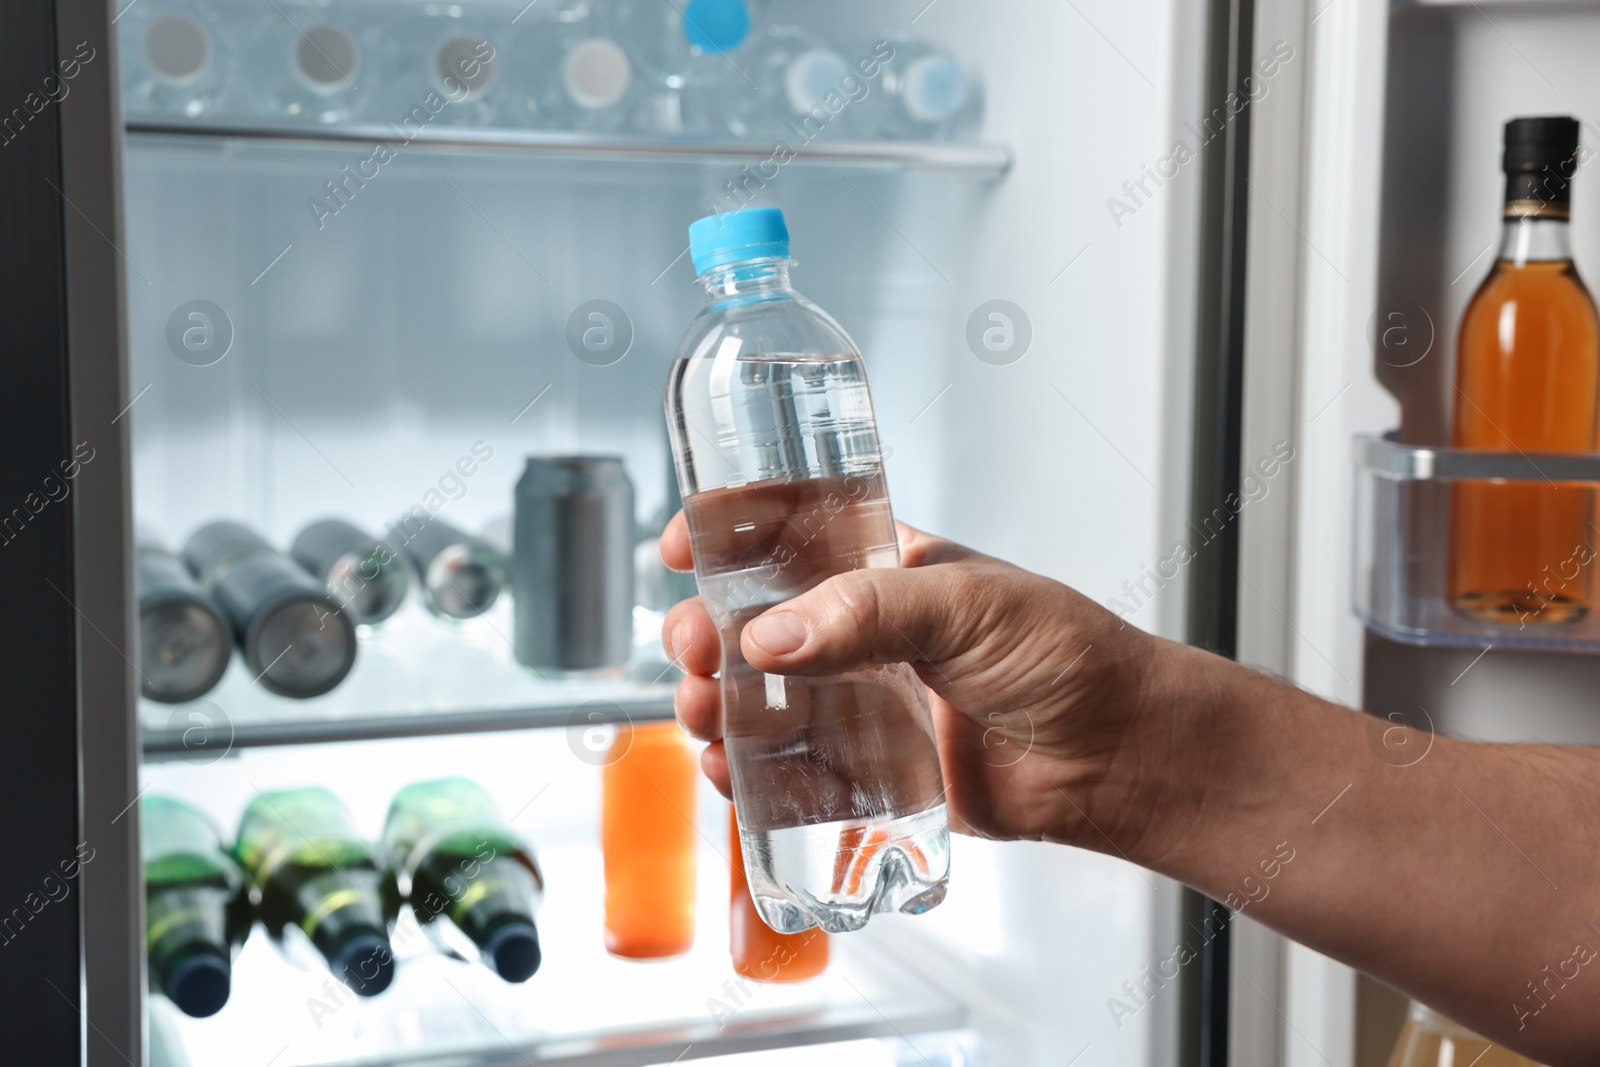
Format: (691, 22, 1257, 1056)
(8, 0, 1599, 1063)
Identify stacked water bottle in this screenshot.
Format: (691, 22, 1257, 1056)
(119, 0, 981, 141)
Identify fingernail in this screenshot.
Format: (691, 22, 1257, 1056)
(666, 623, 689, 660)
(747, 611, 807, 656)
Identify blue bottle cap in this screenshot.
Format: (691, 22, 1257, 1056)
(688, 207, 790, 275)
(682, 0, 751, 55)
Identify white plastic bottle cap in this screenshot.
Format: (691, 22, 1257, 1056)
(294, 24, 360, 94)
(563, 38, 631, 110)
(902, 54, 968, 123)
(145, 15, 212, 85)
(435, 34, 498, 101)
(784, 48, 848, 115)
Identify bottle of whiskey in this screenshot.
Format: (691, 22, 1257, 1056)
(1386, 1000, 1543, 1067)
(234, 787, 398, 996)
(1450, 116, 1600, 624)
(142, 796, 251, 1018)
(382, 778, 544, 983)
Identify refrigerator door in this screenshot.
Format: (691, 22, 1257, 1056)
(0, 1, 140, 1065)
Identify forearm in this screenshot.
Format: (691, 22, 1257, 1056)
(1098, 640, 1600, 1063)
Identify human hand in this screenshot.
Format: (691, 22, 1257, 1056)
(661, 513, 1204, 855)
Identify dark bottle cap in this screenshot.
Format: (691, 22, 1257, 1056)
(1502, 116, 1581, 214)
(482, 918, 541, 983)
(162, 945, 232, 1018)
(330, 931, 395, 997)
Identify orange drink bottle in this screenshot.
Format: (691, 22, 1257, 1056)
(602, 722, 698, 958)
(730, 808, 829, 982)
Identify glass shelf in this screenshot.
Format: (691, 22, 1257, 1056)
(153, 840, 968, 1067)
(1353, 433, 1600, 652)
(124, 121, 1014, 177)
(139, 603, 679, 758)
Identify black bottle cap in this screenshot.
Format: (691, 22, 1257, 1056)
(331, 932, 395, 997)
(1502, 116, 1581, 211)
(163, 945, 232, 1018)
(483, 918, 541, 983)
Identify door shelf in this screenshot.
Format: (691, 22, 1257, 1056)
(1354, 433, 1600, 653)
(139, 603, 678, 759)
(124, 121, 1014, 177)
(153, 840, 968, 1067)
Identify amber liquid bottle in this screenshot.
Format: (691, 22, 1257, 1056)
(1386, 1001, 1545, 1067)
(729, 807, 829, 983)
(1450, 116, 1600, 624)
(602, 721, 698, 958)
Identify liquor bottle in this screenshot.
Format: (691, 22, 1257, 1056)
(1451, 116, 1600, 624)
(602, 722, 697, 958)
(382, 778, 544, 983)
(137, 544, 231, 704)
(729, 806, 828, 982)
(234, 787, 397, 996)
(183, 521, 358, 698)
(1386, 1000, 1544, 1067)
(290, 518, 410, 626)
(386, 514, 506, 621)
(142, 796, 251, 1018)
(666, 208, 949, 934)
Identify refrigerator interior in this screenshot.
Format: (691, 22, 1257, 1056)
(123, 1, 1211, 1064)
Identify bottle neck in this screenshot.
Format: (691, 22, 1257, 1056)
(1497, 214, 1572, 265)
(698, 257, 795, 308)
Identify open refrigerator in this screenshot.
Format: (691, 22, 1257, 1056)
(9, 0, 1600, 1063)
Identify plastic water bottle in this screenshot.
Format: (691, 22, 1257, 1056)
(516, 17, 637, 132)
(119, 2, 232, 118)
(665, 208, 949, 934)
(613, 0, 761, 133)
(858, 37, 977, 141)
(251, 5, 370, 124)
(384, 5, 507, 126)
(713, 24, 854, 140)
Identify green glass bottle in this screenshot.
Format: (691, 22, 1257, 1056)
(142, 796, 251, 1018)
(383, 778, 545, 983)
(234, 787, 398, 996)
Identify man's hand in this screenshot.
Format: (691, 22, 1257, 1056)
(660, 512, 1197, 856)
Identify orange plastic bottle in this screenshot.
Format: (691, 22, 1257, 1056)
(729, 808, 829, 982)
(602, 722, 698, 958)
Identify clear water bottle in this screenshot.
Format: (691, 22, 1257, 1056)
(711, 24, 853, 140)
(665, 208, 949, 934)
(858, 37, 978, 141)
(384, 5, 508, 126)
(119, 1, 232, 118)
(249, 4, 370, 124)
(516, 17, 637, 132)
(613, 0, 762, 133)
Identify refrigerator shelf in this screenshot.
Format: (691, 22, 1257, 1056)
(155, 840, 968, 1067)
(139, 603, 679, 759)
(124, 121, 1014, 176)
(1354, 433, 1600, 653)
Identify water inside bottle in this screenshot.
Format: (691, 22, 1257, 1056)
(679, 354, 949, 934)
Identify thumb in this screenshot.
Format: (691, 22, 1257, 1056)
(740, 564, 983, 676)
